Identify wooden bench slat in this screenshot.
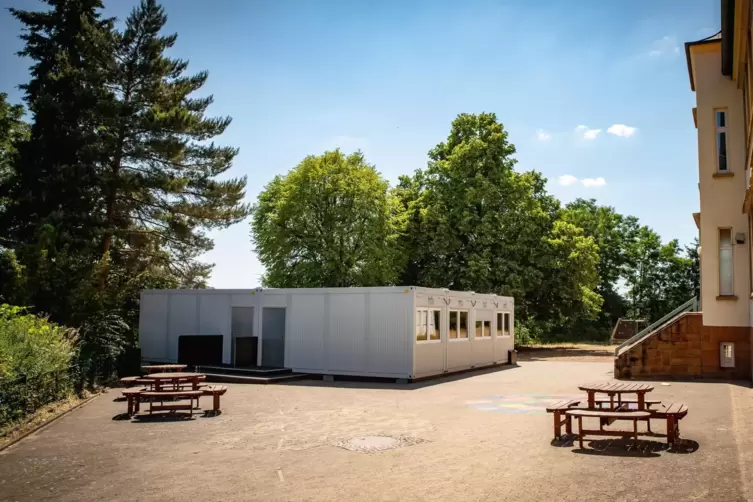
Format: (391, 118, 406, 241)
(142, 390, 203, 398)
(545, 399, 580, 412)
(566, 409, 650, 418)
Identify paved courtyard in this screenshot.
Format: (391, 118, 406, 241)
(2, 359, 753, 501)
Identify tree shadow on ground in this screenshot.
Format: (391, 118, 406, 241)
(552, 435, 699, 457)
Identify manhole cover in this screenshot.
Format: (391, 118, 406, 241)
(334, 435, 427, 453)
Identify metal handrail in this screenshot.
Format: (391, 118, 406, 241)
(614, 297, 699, 356)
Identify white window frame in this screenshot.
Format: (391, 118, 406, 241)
(496, 311, 512, 337)
(475, 317, 492, 339)
(720, 342, 735, 368)
(495, 312, 504, 338)
(415, 308, 442, 343)
(448, 309, 469, 341)
(719, 228, 734, 297)
(715, 109, 729, 173)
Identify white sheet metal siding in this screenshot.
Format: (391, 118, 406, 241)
(326, 293, 367, 373)
(365, 292, 412, 377)
(286, 294, 326, 370)
(139, 293, 169, 361)
(285, 290, 413, 378)
(167, 294, 198, 361)
(198, 294, 232, 364)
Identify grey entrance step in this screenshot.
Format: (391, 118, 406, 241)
(201, 372, 309, 385)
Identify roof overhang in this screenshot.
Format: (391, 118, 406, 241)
(685, 33, 722, 91)
(692, 212, 701, 229)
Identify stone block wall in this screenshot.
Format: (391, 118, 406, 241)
(614, 312, 751, 380)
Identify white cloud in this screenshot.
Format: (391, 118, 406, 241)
(581, 177, 607, 187)
(575, 125, 601, 140)
(558, 175, 607, 188)
(607, 124, 637, 137)
(648, 36, 680, 57)
(536, 129, 552, 141)
(558, 175, 579, 186)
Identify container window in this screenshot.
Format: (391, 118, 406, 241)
(449, 311, 458, 339)
(459, 311, 468, 339)
(495, 313, 503, 337)
(504, 313, 511, 336)
(429, 310, 441, 341)
(475, 319, 491, 338)
(720, 342, 735, 368)
(415, 309, 427, 341)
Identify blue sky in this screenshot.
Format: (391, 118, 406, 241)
(0, 0, 720, 288)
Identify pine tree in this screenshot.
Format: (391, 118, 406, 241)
(0, 0, 114, 319)
(99, 0, 249, 285)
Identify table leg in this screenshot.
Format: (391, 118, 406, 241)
(638, 392, 645, 411)
(667, 416, 675, 444)
(578, 416, 583, 449)
(587, 391, 594, 409)
(633, 419, 638, 445)
(565, 414, 572, 435)
(609, 393, 614, 410)
(553, 411, 561, 439)
(214, 394, 220, 412)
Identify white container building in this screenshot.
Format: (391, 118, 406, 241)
(139, 286, 515, 380)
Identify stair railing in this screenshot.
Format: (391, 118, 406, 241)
(614, 297, 699, 357)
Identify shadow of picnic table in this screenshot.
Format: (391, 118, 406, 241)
(551, 435, 699, 457)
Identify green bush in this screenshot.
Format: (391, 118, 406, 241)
(0, 305, 77, 429)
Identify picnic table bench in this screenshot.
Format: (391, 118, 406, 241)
(566, 409, 651, 448)
(545, 399, 581, 439)
(202, 385, 228, 413)
(142, 390, 203, 416)
(122, 388, 146, 416)
(651, 403, 689, 444)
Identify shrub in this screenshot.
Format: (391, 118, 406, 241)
(0, 305, 76, 429)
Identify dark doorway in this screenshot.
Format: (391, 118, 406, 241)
(262, 307, 286, 367)
(178, 335, 223, 366)
(234, 337, 258, 367)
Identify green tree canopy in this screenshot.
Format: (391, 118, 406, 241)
(251, 150, 401, 288)
(395, 113, 601, 329)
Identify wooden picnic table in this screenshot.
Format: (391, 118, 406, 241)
(145, 372, 206, 391)
(578, 382, 654, 411)
(141, 364, 187, 374)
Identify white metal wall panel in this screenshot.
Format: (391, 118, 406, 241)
(446, 340, 471, 371)
(367, 293, 412, 377)
(286, 294, 326, 370)
(471, 339, 495, 366)
(414, 342, 444, 378)
(199, 294, 231, 364)
(326, 294, 366, 372)
(139, 293, 168, 361)
(167, 294, 199, 361)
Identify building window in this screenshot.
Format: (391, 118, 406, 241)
(475, 319, 491, 338)
(716, 109, 728, 172)
(496, 312, 512, 337)
(448, 310, 468, 340)
(416, 309, 441, 342)
(415, 309, 427, 341)
(719, 228, 734, 296)
(720, 342, 735, 368)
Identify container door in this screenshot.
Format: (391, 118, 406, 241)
(261, 307, 286, 367)
(231, 307, 255, 366)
